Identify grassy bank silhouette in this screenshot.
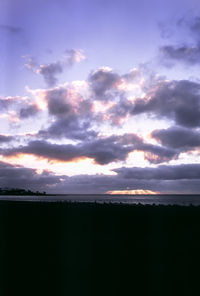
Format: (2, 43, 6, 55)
(0, 201, 199, 296)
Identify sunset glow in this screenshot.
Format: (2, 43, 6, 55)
(107, 190, 159, 195)
(0, 0, 200, 194)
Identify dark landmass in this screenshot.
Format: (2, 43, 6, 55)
(0, 201, 200, 296)
(0, 188, 46, 195)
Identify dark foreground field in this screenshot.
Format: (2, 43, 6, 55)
(0, 201, 200, 296)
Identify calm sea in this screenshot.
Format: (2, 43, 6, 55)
(0, 194, 200, 205)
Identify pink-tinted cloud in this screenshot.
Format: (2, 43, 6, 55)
(24, 49, 86, 87)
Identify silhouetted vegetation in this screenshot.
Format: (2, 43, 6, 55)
(0, 188, 46, 195)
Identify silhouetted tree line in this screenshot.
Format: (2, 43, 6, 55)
(0, 188, 46, 195)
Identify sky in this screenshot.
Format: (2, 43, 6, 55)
(1, 0, 200, 194)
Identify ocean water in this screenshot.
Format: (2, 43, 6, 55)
(0, 194, 200, 205)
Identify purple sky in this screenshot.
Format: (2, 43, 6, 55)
(1, 0, 200, 194)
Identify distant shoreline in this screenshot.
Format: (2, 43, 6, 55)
(0, 194, 200, 206)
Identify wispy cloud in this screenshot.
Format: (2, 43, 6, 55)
(24, 49, 86, 87)
(0, 24, 22, 34)
(159, 14, 200, 66)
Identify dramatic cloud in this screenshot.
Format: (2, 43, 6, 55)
(1, 134, 139, 165)
(89, 67, 121, 100)
(152, 126, 200, 150)
(1, 160, 200, 194)
(1, 3, 200, 196)
(36, 84, 95, 140)
(24, 67, 143, 128)
(131, 80, 200, 127)
(85, 67, 144, 125)
(46, 87, 82, 117)
(84, 134, 140, 165)
(88, 67, 141, 102)
(58, 177, 200, 194)
(0, 96, 40, 122)
(135, 142, 178, 164)
(0, 161, 62, 191)
(25, 49, 85, 87)
(0, 132, 180, 165)
(41, 164, 200, 194)
(0, 95, 41, 121)
(0, 135, 13, 143)
(114, 163, 200, 180)
(39, 118, 97, 141)
(102, 97, 132, 125)
(19, 104, 40, 119)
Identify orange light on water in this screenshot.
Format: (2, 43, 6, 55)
(107, 189, 159, 195)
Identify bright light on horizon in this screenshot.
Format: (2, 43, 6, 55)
(107, 190, 160, 195)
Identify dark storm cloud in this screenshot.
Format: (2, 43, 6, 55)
(0, 24, 22, 34)
(152, 126, 200, 149)
(85, 134, 139, 165)
(131, 80, 200, 127)
(1, 132, 180, 165)
(0, 161, 63, 191)
(2, 141, 82, 162)
(0, 135, 13, 143)
(19, 104, 40, 119)
(114, 164, 200, 180)
(1, 134, 139, 165)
